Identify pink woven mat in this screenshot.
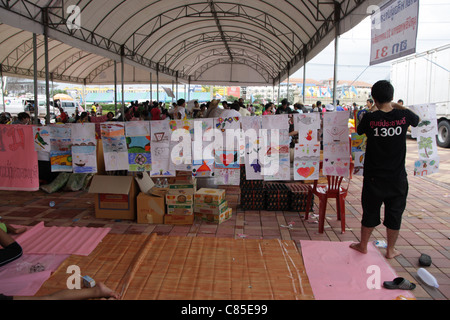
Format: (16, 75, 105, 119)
(0, 254, 69, 296)
(14, 222, 110, 256)
(300, 240, 415, 300)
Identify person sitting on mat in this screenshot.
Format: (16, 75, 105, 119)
(350, 80, 419, 259)
(0, 223, 25, 268)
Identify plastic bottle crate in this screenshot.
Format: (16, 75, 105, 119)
(240, 189, 266, 210)
(264, 183, 291, 211)
(287, 183, 314, 212)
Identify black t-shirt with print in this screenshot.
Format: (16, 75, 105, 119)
(357, 108, 419, 179)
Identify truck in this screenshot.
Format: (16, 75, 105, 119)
(390, 44, 450, 148)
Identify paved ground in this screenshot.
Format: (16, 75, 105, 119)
(0, 138, 449, 300)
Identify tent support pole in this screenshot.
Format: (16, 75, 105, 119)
(121, 50, 125, 120)
(188, 76, 191, 101)
(333, 2, 341, 106)
(33, 33, 38, 124)
(156, 65, 159, 103)
(150, 72, 153, 102)
(302, 55, 306, 104)
(114, 60, 117, 115)
(43, 9, 50, 125)
(0, 65, 5, 113)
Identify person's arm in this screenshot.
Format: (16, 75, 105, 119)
(14, 282, 120, 300)
(391, 102, 407, 110)
(357, 113, 369, 136)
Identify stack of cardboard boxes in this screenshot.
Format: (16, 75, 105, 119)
(164, 177, 196, 225)
(89, 172, 232, 225)
(194, 188, 232, 224)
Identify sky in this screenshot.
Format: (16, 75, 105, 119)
(291, 0, 450, 85)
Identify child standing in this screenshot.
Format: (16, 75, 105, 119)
(350, 80, 419, 259)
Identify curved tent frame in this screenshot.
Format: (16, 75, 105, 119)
(0, 0, 381, 87)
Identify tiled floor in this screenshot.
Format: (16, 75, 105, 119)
(1, 138, 449, 300)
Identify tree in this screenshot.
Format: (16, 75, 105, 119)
(418, 136, 434, 158)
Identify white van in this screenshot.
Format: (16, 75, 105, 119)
(54, 100, 84, 117)
(2, 97, 26, 115)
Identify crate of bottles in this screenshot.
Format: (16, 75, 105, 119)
(264, 183, 291, 211)
(287, 183, 314, 212)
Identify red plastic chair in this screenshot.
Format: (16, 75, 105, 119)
(305, 161, 354, 234)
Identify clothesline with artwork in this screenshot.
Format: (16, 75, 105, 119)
(31, 113, 353, 185)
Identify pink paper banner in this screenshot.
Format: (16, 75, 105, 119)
(0, 125, 39, 191)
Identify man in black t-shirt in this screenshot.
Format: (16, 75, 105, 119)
(350, 80, 419, 259)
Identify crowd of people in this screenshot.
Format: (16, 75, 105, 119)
(1, 95, 386, 126)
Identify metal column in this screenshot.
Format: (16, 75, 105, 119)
(44, 32, 50, 124)
(150, 72, 153, 102)
(286, 66, 290, 102)
(332, 2, 341, 107)
(302, 56, 306, 104)
(121, 52, 125, 120)
(0, 65, 5, 113)
(277, 77, 281, 105)
(33, 33, 38, 124)
(188, 76, 191, 101)
(83, 79, 87, 112)
(114, 60, 117, 115)
(156, 66, 159, 102)
(175, 72, 178, 100)
(172, 80, 175, 104)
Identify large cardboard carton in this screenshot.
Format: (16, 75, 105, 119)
(194, 200, 228, 215)
(136, 192, 166, 224)
(169, 176, 197, 192)
(164, 214, 194, 225)
(167, 204, 193, 215)
(166, 194, 194, 205)
(88, 175, 137, 220)
(194, 188, 226, 205)
(195, 207, 232, 224)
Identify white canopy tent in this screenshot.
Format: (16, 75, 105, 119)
(0, 0, 383, 120)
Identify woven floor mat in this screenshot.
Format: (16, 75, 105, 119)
(36, 233, 314, 300)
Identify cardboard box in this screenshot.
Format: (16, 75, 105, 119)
(88, 175, 137, 220)
(167, 204, 193, 215)
(168, 176, 196, 190)
(164, 214, 194, 225)
(195, 207, 232, 224)
(166, 192, 194, 205)
(136, 192, 166, 224)
(194, 188, 226, 205)
(134, 172, 155, 194)
(194, 200, 228, 215)
(149, 187, 170, 197)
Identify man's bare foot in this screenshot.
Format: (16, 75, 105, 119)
(385, 248, 401, 259)
(349, 242, 368, 254)
(96, 282, 120, 300)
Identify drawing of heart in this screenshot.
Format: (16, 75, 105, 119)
(336, 167, 347, 176)
(325, 166, 334, 175)
(221, 153, 235, 166)
(297, 167, 315, 178)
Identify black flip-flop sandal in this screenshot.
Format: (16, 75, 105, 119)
(383, 277, 416, 290)
(419, 253, 432, 267)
